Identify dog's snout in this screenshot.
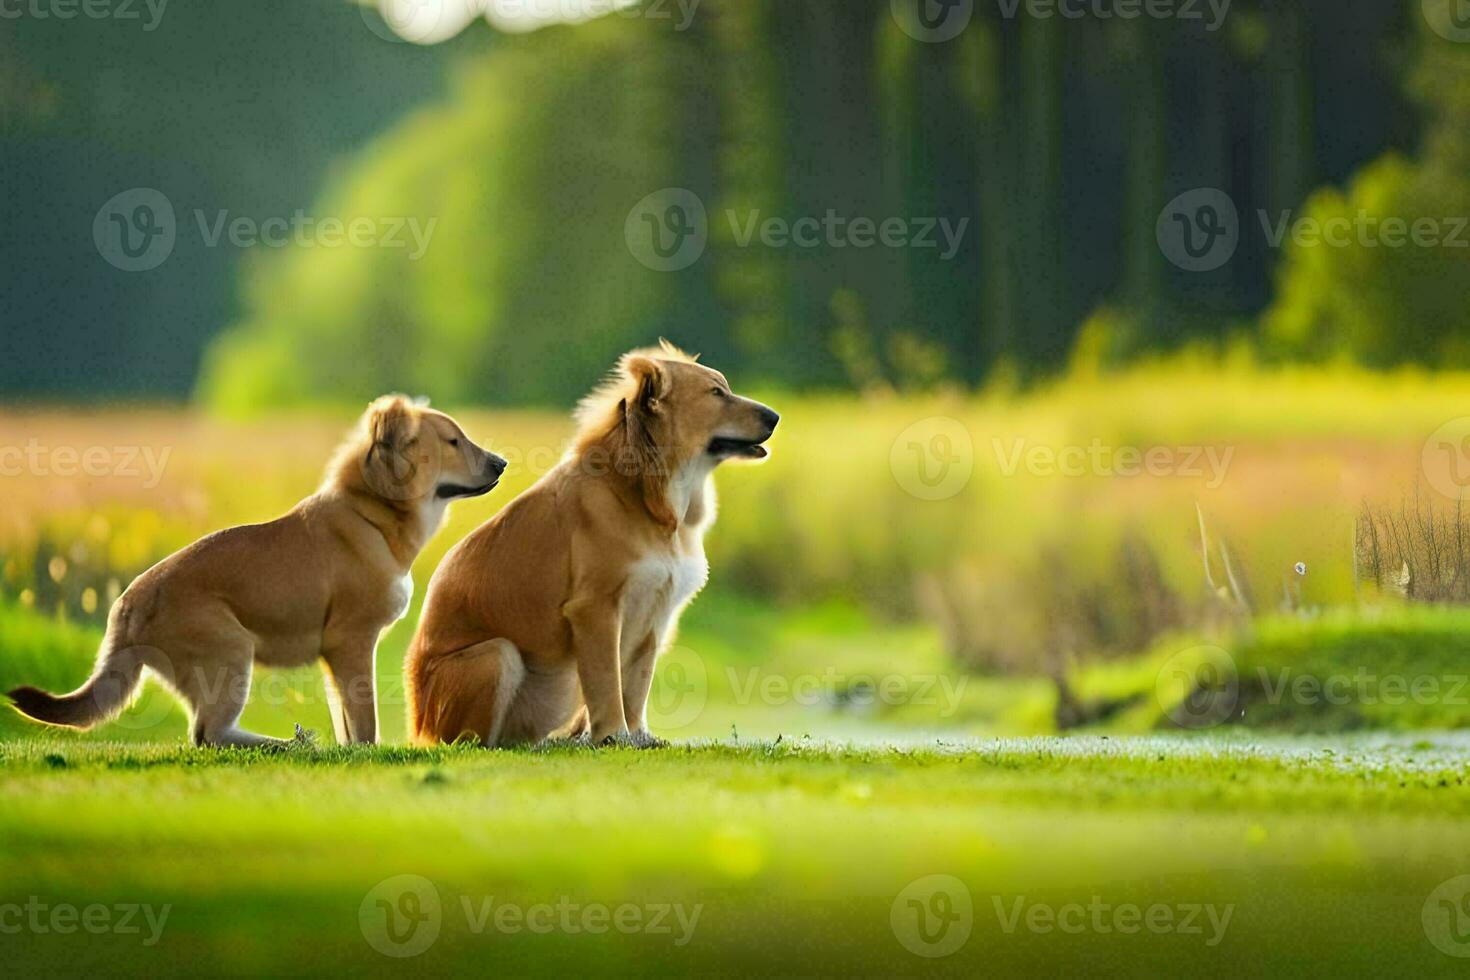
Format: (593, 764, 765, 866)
(758, 406, 780, 432)
(488, 454, 508, 476)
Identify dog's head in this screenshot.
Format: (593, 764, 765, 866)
(357, 395, 507, 505)
(617, 343, 780, 470)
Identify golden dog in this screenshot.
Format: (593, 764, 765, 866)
(406, 342, 778, 746)
(8, 396, 504, 747)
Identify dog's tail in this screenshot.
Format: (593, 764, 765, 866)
(7, 640, 145, 729)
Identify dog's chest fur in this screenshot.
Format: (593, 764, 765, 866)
(386, 572, 415, 624)
(621, 550, 708, 652)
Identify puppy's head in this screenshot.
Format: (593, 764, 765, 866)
(358, 395, 506, 504)
(620, 343, 779, 467)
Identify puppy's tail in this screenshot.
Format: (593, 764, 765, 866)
(8, 640, 144, 729)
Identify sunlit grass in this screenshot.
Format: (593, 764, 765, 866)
(5, 358, 1470, 674)
(2, 734, 1469, 975)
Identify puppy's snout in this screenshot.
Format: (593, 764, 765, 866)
(487, 453, 508, 478)
(757, 406, 780, 432)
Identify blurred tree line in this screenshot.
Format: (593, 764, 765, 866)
(1, 0, 1465, 408)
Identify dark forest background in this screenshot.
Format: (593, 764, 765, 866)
(1, 0, 1466, 408)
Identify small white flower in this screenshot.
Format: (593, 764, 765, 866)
(1294, 562, 1307, 576)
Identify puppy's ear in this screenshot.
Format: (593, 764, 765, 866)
(624, 355, 670, 416)
(365, 394, 421, 454)
(359, 395, 425, 501)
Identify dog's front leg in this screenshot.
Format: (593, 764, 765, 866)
(621, 634, 660, 740)
(321, 638, 379, 745)
(564, 596, 626, 744)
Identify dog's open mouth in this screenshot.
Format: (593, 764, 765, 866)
(707, 436, 769, 460)
(436, 479, 499, 500)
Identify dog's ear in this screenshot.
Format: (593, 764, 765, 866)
(365, 394, 421, 452)
(359, 395, 425, 500)
(624, 355, 670, 417)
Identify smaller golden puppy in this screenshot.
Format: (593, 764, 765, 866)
(407, 341, 778, 747)
(7, 396, 504, 747)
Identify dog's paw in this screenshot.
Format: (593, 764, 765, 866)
(628, 730, 669, 750)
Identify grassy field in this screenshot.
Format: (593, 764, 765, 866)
(4, 735, 1470, 975)
(7, 364, 1470, 974)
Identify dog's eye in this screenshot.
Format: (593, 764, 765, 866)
(711, 387, 726, 398)
(448, 438, 460, 448)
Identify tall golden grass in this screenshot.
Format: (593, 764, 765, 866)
(3, 359, 1468, 670)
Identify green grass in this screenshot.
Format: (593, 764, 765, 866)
(1077, 605, 1470, 734)
(0, 594, 1017, 745)
(11, 584, 1470, 973)
(3, 735, 1470, 975)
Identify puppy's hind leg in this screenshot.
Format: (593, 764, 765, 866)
(177, 653, 290, 750)
(414, 639, 525, 747)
